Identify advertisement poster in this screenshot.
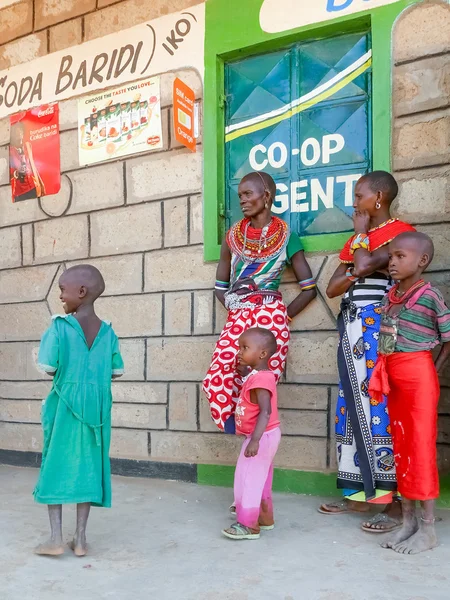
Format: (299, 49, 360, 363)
(9, 104, 61, 203)
(78, 77, 163, 166)
(173, 78, 196, 153)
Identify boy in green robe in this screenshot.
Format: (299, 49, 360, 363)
(34, 264, 124, 557)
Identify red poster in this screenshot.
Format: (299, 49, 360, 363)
(9, 103, 61, 203)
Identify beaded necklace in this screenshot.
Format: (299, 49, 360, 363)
(387, 279, 425, 306)
(228, 217, 289, 264)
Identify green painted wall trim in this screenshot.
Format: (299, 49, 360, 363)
(203, 0, 421, 262)
(197, 464, 450, 508)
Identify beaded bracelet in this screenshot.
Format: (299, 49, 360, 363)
(350, 233, 370, 254)
(346, 267, 358, 282)
(298, 277, 316, 291)
(215, 279, 230, 291)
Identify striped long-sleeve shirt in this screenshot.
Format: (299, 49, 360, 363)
(382, 287, 450, 352)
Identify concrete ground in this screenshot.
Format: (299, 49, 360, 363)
(1, 466, 450, 600)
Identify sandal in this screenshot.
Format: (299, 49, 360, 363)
(222, 523, 260, 540)
(361, 512, 402, 533)
(318, 500, 370, 515)
(259, 524, 274, 531)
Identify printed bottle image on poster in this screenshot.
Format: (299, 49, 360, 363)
(78, 77, 163, 166)
(9, 103, 61, 203)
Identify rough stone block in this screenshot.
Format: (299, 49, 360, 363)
(393, 171, 450, 224)
(112, 403, 166, 430)
(34, 215, 89, 263)
(198, 393, 218, 433)
(393, 112, 450, 171)
(193, 291, 213, 335)
(279, 409, 327, 437)
(0, 423, 42, 452)
(0, 145, 8, 186)
(97, 0, 122, 7)
(189, 194, 203, 245)
(39, 175, 72, 218)
(0, 0, 33, 46)
(97, 294, 162, 338)
(0, 265, 57, 304)
(0, 341, 43, 381)
(160, 69, 203, 107)
(150, 430, 240, 464)
(90, 203, 161, 256)
(127, 150, 202, 204)
(0, 302, 50, 342)
(438, 416, 450, 445)
(280, 284, 335, 331)
(145, 245, 216, 292)
(0, 399, 41, 423)
(214, 296, 228, 334)
(275, 436, 327, 470)
(0, 118, 10, 146)
(112, 382, 167, 404)
(110, 428, 149, 459)
(49, 17, 83, 52)
(438, 444, 450, 474)
(164, 292, 192, 336)
(59, 130, 80, 173)
(69, 255, 143, 296)
(85, 0, 200, 41)
(118, 339, 145, 382)
(394, 2, 450, 64)
(35, 0, 96, 30)
(46, 264, 65, 315)
(163, 197, 188, 247)
(316, 254, 346, 317)
(430, 272, 450, 315)
(147, 336, 215, 381)
(0, 31, 47, 70)
(417, 224, 450, 272)
(394, 55, 450, 117)
(0, 381, 51, 400)
(286, 332, 339, 384)
(169, 382, 197, 431)
(21, 224, 33, 265)
(69, 162, 125, 213)
(278, 385, 329, 411)
(0, 226, 22, 269)
(59, 98, 78, 131)
(0, 185, 46, 227)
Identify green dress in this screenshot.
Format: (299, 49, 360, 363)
(34, 315, 124, 507)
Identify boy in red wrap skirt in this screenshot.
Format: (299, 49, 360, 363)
(370, 232, 450, 554)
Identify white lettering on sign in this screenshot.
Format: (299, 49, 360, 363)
(271, 175, 363, 215)
(0, 4, 205, 119)
(259, 0, 402, 34)
(249, 134, 346, 170)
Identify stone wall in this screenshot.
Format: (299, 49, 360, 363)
(0, 0, 449, 476)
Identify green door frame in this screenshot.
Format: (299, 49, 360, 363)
(203, 0, 420, 262)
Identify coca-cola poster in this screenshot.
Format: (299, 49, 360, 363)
(77, 76, 163, 166)
(9, 103, 61, 203)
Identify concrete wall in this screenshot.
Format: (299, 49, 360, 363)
(0, 0, 449, 474)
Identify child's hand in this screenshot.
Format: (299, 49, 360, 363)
(245, 439, 259, 457)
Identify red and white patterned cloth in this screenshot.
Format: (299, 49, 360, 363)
(202, 299, 290, 430)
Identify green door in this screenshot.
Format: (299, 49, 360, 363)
(224, 31, 372, 248)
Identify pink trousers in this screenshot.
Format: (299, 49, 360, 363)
(235, 427, 281, 532)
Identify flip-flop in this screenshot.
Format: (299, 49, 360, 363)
(361, 513, 402, 533)
(222, 523, 260, 540)
(317, 500, 370, 515)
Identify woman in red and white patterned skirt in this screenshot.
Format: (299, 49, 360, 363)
(203, 171, 317, 434)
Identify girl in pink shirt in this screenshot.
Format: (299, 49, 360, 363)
(222, 327, 281, 540)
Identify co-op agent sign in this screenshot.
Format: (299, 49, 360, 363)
(0, 4, 205, 119)
(249, 135, 361, 215)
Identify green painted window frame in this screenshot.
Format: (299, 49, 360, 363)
(203, 0, 419, 262)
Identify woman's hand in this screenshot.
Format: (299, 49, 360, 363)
(352, 210, 370, 234)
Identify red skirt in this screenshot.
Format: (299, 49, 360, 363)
(371, 351, 439, 501)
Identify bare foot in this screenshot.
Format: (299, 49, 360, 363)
(381, 516, 418, 549)
(69, 535, 87, 557)
(34, 540, 65, 556)
(392, 522, 438, 555)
